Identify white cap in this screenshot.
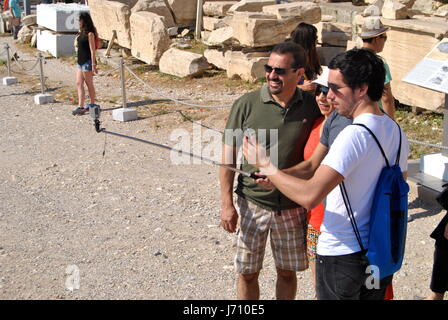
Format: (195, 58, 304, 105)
(313, 66, 329, 87)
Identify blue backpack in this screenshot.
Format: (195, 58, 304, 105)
(340, 122, 409, 280)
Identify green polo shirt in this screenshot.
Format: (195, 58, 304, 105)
(223, 84, 321, 211)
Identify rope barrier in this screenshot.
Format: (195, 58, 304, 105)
(125, 65, 232, 109)
(408, 139, 448, 151)
(11, 54, 40, 73)
(177, 110, 224, 134)
(97, 66, 120, 77)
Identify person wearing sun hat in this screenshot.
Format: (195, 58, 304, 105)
(360, 18, 396, 120)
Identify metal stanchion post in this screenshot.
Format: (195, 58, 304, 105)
(2, 44, 18, 85)
(195, 0, 203, 40)
(120, 56, 127, 109)
(5, 44, 11, 77)
(112, 57, 137, 122)
(34, 53, 53, 104)
(38, 53, 45, 95)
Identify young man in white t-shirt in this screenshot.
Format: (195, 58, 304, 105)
(243, 48, 409, 300)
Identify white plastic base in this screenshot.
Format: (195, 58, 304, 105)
(34, 93, 54, 105)
(2, 77, 18, 85)
(420, 153, 448, 181)
(112, 108, 138, 122)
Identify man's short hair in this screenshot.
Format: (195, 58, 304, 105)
(271, 42, 307, 70)
(362, 37, 375, 44)
(328, 48, 385, 102)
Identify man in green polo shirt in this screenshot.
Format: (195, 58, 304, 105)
(220, 42, 321, 300)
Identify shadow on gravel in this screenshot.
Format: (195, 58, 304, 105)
(408, 197, 443, 221)
(0, 86, 61, 98)
(99, 99, 172, 112)
(127, 99, 171, 108)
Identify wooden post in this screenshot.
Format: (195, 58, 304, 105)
(105, 30, 117, 58)
(195, 0, 203, 40)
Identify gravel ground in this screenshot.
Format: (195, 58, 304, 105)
(0, 36, 445, 300)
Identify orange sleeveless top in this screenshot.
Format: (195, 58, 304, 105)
(304, 116, 325, 231)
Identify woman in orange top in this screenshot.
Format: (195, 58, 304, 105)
(303, 67, 334, 294)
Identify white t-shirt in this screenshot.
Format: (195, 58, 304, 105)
(317, 113, 409, 256)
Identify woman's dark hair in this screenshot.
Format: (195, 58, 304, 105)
(271, 42, 307, 70)
(329, 48, 385, 102)
(290, 22, 321, 80)
(79, 12, 97, 37)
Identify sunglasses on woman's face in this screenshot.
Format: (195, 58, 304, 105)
(315, 85, 329, 96)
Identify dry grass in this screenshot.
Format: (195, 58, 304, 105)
(396, 106, 443, 160)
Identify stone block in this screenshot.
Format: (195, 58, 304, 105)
(112, 108, 138, 122)
(0, 13, 8, 33)
(130, 11, 171, 65)
(225, 50, 268, 82)
(316, 46, 345, 66)
(165, 0, 197, 26)
(319, 2, 367, 25)
(321, 30, 351, 47)
(159, 48, 209, 77)
(262, 2, 321, 23)
(382, 0, 415, 20)
(2, 77, 18, 86)
(131, 0, 175, 27)
(17, 25, 34, 44)
(435, 5, 448, 18)
(412, 0, 437, 15)
(322, 22, 352, 34)
(381, 20, 448, 111)
(231, 12, 313, 47)
(167, 26, 178, 36)
(22, 14, 37, 26)
(346, 39, 362, 50)
(201, 30, 211, 42)
(228, 0, 276, 14)
(89, 0, 132, 49)
(321, 15, 334, 23)
(362, 1, 384, 15)
(34, 94, 54, 105)
(36, 3, 90, 32)
(36, 29, 77, 57)
(203, 16, 227, 31)
(205, 26, 236, 46)
(203, 1, 238, 17)
(204, 48, 228, 70)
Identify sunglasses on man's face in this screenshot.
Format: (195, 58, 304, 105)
(263, 64, 296, 75)
(327, 82, 349, 94)
(315, 85, 329, 96)
(379, 34, 387, 40)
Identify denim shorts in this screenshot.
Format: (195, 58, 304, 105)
(77, 60, 92, 72)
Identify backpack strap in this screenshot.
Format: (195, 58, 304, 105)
(352, 123, 390, 168)
(394, 122, 402, 166)
(340, 181, 365, 252)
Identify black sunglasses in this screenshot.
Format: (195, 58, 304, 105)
(264, 64, 296, 75)
(315, 85, 329, 96)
